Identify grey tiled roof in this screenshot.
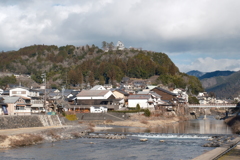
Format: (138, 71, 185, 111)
(2, 96, 20, 103)
(76, 90, 110, 97)
(128, 94, 151, 99)
(153, 87, 177, 96)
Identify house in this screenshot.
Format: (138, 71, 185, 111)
(151, 87, 177, 102)
(128, 94, 154, 109)
(90, 85, 106, 90)
(0, 96, 31, 115)
(145, 85, 157, 90)
(112, 89, 129, 99)
(103, 84, 113, 90)
(76, 90, 116, 100)
(9, 86, 29, 98)
(172, 88, 189, 103)
(66, 90, 120, 112)
(0, 89, 3, 95)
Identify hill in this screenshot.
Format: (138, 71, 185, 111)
(201, 71, 240, 98)
(198, 70, 235, 80)
(0, 44, 204, 94)
(186, 70, 205, 78)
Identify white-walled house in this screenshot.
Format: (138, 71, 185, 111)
(172, 88, 189, 103)
(0, 89, 3, 95)
(9, 87, 29, 97)
(128, 94, 154, 109)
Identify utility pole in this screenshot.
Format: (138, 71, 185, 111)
(62, 86, 65, 111)
(41, 73, 47, 113)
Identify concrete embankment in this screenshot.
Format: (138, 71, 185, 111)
(0, 115, 62, 129)
(192, 137, 240, 160)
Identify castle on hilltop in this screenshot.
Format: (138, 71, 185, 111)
(116, 41, 125, 50)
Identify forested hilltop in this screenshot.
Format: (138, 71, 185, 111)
(0, 44, 203, 94)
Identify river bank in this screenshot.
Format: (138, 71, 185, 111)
(224, 115, 240, 134)
(0, 125, 90, 149)
(0, 114, 182, 149)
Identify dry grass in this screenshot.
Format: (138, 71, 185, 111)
(45, 129, 61, 140)
(78, 121, 84, 124)
(178, 116, 189, 121)
(105, 119, 113, 123)
(87, 127, 94, 132)
(0, 135, 8, 143)
(10, 134, 43, 147)
(88, 123, 95, 127)
(140, 119, 149, 125)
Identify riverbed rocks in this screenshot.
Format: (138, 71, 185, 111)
(203, 135, 235, 147)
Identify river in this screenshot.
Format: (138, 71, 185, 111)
(0, 116, 233, 160)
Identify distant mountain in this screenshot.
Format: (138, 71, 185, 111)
(198, 70, 235, 80)
(201, 71, 240, 98)
(186, 70, 205, 78)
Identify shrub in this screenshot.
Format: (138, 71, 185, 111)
(65, 114, 78, 121)
(144, 109, 151, 117)
(136, 104, 141, 111)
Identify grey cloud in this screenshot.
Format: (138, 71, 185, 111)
(1, 0, 240, 72)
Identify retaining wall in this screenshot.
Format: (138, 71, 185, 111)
(0, 115, 62, 129)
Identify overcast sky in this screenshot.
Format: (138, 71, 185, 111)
(1, 0, 240, 73)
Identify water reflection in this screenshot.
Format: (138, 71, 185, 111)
(99, 116, 232, 134)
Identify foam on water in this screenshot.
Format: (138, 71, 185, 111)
(130, 133, 214, 139)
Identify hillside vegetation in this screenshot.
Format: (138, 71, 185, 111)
(0, 44, 203, 94)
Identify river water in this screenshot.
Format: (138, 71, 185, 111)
(0, 116, 233, 160)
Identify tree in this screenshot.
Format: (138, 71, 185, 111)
(98, 75, 105, 85)
(188, 96, 200, 104)
(88, 71, 95, 87)
(144, 109, 151, 117)
(108, 42, 114, 51)
(136, 104, 141, 111)
(68, 69, 78, 86)
(102, 41, 107, 50)
(209, 92, 216, 98)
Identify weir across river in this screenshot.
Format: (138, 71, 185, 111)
(188, 104, 237, 108)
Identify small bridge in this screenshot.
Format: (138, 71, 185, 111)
(188, 104, 237, 108)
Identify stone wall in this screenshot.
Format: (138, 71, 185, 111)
(0, 115, 62, 129)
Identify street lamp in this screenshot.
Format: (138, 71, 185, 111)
(41, 73, 47, 113)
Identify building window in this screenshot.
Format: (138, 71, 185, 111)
(16, 106, 25, 110)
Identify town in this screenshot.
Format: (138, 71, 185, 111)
(0, 73, 237, 116)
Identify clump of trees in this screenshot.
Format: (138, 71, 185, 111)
(188, 96, 200, 104)
(0, 75, 16, 89)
